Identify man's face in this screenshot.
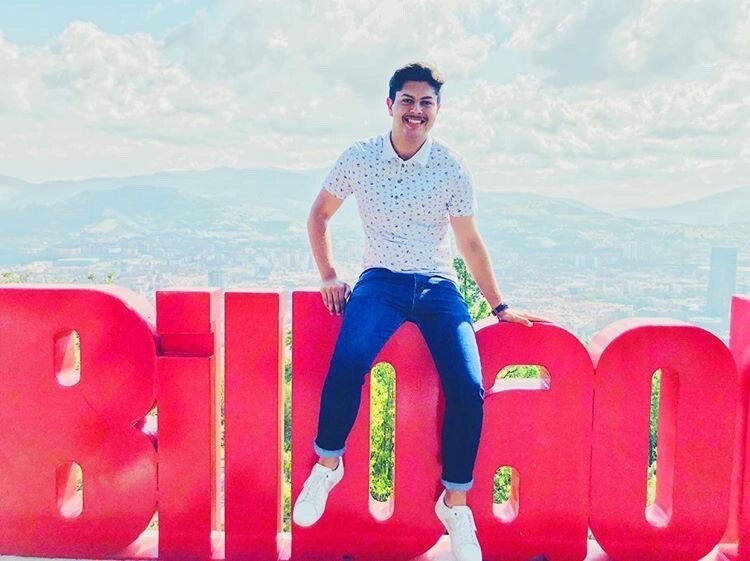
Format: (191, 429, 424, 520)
(387, 80, 440, 143)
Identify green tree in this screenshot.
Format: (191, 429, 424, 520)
(453, 258, 544, 503)
(1, 271, 29, 283)
(453, 257, 490, 321)
(647, 370, 661, 504)
(369, 363, 395, 501)
(282, 356, 292, 531)
(86, 272, 117, 284)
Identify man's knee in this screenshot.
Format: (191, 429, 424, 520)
(326, 349, 373, 387)
(445, 379, 484, 410)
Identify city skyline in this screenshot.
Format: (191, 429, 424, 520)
(1, 1, 748, 211)
(1, 172, 745, 341)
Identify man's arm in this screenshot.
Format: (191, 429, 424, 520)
(308, 188, 351, 315)
(450, 214, 537, 326)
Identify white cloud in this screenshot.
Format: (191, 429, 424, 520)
(0, 34, 43, 113)
(167, 0, 495, 87)
(0, 2, 748, 211)
(1, 2, 502, 181)
(46, 22, 238, 126)
(495, 0, 750, 88)
(605, 0, 727, 74)
(496, 0, 592, 52)
(0, 21, 252, 179)
(146, 0, 188, 20)
(441, 57, 750, 208)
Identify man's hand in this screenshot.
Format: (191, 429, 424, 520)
(321, 278, 351, 315)
(496, 309, 549, 327)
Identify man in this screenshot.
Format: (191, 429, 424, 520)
(293, 62, 539, 561)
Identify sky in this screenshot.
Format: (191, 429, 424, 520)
(0, 0, 748, 211)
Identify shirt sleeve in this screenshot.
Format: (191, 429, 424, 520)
(447, 160, 477, 217)
(322, 148, 354, 200)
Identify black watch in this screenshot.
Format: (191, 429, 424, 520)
(491, 303, 509, 317)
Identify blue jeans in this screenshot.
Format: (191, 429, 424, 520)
(314, 267, 484, 491)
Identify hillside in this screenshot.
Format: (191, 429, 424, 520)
(620, 186, 750, 225)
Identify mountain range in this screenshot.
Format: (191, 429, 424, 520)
(0, 168, 325, 209)
(0, 169, 747, 274)
(1, 168, 747, 227)
(620, 185, 750, 226)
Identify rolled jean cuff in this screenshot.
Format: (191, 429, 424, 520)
(442, 478, 473, 492)
(314, 441, 345, 458)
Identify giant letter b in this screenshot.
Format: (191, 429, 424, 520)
(0, 286, 157, 558)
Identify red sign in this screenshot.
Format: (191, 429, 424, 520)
(0, 285, 747, 561)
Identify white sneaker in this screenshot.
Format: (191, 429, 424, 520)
(435, 490, 482, 561)
(292, 458, 344, 527)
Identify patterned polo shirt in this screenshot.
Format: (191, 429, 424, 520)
(323, 133, 477, 281)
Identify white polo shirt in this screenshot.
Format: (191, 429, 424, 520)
(323, 133, 477, 281)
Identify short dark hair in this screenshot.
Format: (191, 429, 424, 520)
(388, 62, 444, 102)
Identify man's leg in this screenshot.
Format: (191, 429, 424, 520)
(414, 276, 483, 561)
(414, 277, 484, 494)
(294, 269, 409, 526)
(314, 272, 409, 457)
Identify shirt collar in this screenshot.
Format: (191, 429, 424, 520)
(381, 133, 433, 167)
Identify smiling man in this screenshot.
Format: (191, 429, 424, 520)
(293, 62, 538, 561)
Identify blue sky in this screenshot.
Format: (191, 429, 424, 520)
(0, 0, 748, 211)
(0, 0, 211, 43)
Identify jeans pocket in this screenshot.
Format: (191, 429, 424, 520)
(430, 275, 460, 292)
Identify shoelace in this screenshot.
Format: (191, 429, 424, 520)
(451, 509, 479, 546)
(299, 469, 331, 502)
